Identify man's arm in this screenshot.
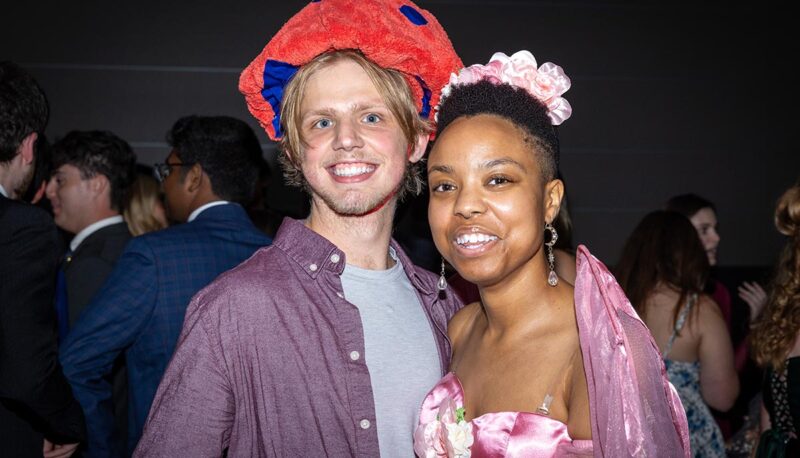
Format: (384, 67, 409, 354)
(0, 209, 86, 445)
(60, 237, 159, 457)
(134, 292, 234, 457)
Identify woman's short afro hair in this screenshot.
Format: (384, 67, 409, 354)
(435, 79, 559, 181)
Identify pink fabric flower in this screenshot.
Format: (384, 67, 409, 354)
(439, 50, 572, 125)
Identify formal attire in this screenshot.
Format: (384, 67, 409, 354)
(416, 246, 691, 457)
(134, 217, 463, 457)
(64, 215, 131, 328)
(0, 193, 86, 457)
(60, 202, 271, 457)
(63, 215, 132, 456)
(663, 294, 726, 458)
(756, 357, 799, 457)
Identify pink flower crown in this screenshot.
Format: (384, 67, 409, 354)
(439, 50, 572, 125)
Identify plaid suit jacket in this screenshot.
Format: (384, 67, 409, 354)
(60, 203, 271, 457)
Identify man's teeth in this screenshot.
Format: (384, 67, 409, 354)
(332, 165, 375, 177)
(456, 233, 498, 245)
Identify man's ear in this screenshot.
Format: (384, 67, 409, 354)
(543, 178, 564, 225)
(18, 132, 38, 165)
(408, 133, 430, 163)
(89, 174, 110, 200)
(185, 163, 204, 193)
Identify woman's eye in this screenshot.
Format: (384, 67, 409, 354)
(313, 119, 332, 129)
(363, 113, 381, 123)
(432, 183, 455, 193)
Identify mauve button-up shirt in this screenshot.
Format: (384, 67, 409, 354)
(134, 218, 463, 457)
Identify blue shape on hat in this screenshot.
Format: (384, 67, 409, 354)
(262, 59, 299, 138)
(415, 76, 432, 119)
(399, 5, 427, 25)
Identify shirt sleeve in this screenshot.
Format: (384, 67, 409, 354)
(60, 237, 159, 457)
(0, 212, 86, 444)
(134, 292, 234, 457)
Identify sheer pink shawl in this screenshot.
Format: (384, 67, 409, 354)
(575, 246, 691, 457)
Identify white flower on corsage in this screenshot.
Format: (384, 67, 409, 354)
(413, 396, 474, 458)
(437, 50, 572, 125)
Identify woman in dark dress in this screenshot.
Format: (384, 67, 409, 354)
(750, 181, 800, 456)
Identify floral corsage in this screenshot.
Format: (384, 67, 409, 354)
(413, 396, 474, 458)
(439, 50, 572, 126)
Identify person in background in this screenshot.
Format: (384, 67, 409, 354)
(22, 131, 51, 205)
(667, 192, 768, 441)
(0, 60, 85, 458)
(60, 115, 272, 456)
(666, 193, 768, 327)
(46, 130, 137, 335)
(616, 210, 738, 457)
(750, 181, 800, 457)
(123, 166, 167, 236)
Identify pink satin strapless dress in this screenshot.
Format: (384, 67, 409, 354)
(417, 372, 593, 457)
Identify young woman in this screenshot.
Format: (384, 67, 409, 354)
(616, 210, 739, 457)
(414, 51, 689, 457)
(750, 182, 800, 456)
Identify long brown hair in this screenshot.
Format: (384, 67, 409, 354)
(751, 182, 800, 369)
(615, 210, 710, 330)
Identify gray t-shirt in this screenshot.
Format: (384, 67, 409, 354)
(340, 249, 441, 457)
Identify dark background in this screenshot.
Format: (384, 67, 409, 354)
(3, 0, 798, 269)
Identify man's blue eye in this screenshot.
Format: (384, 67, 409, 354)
(364, 114, 381, 123)
(314, 119, 332, 128)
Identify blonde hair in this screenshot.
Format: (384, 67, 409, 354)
(751, 182, 800, 369)
(124, 174, 168, 236)
(278, 50, 431, 198)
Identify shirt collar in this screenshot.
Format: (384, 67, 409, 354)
(0, 183, 8, 198)
(272, 217, 430, 294)
(70, 215, 125, 252)
(188, 200, 230, 222)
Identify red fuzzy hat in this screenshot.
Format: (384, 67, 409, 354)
(239, 0, 463, 141)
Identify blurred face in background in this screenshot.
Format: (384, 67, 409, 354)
(689, 207, 720, 266)
(46, 164, 98, 234)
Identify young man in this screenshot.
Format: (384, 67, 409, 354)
(136, 1, 463, 456)
(0, 61, 85, 458)
(60, 116, 272, 456)
(46, 131, 137, 335)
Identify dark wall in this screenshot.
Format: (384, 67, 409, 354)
(3, 0, 797, 267)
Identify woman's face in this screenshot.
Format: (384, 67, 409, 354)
(427, 114, 562, 287)
(689, 207, 720, 266)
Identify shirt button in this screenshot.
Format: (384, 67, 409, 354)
(309, 263, 318, 272)
(350, 351, 360, 361)
(330, 253, 340, 263)
(360, 419, 371, 429)
(336, 292, 344, 298)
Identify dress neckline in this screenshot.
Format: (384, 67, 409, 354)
(447, 372, 570, 428)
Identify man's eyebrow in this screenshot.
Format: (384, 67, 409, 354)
(302, 108, 335, 118)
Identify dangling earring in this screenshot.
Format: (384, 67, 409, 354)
(437, 258, 448, 291)
(545, 223, 559, 287)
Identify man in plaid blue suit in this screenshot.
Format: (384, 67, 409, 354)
(60, 115, 272, 457)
